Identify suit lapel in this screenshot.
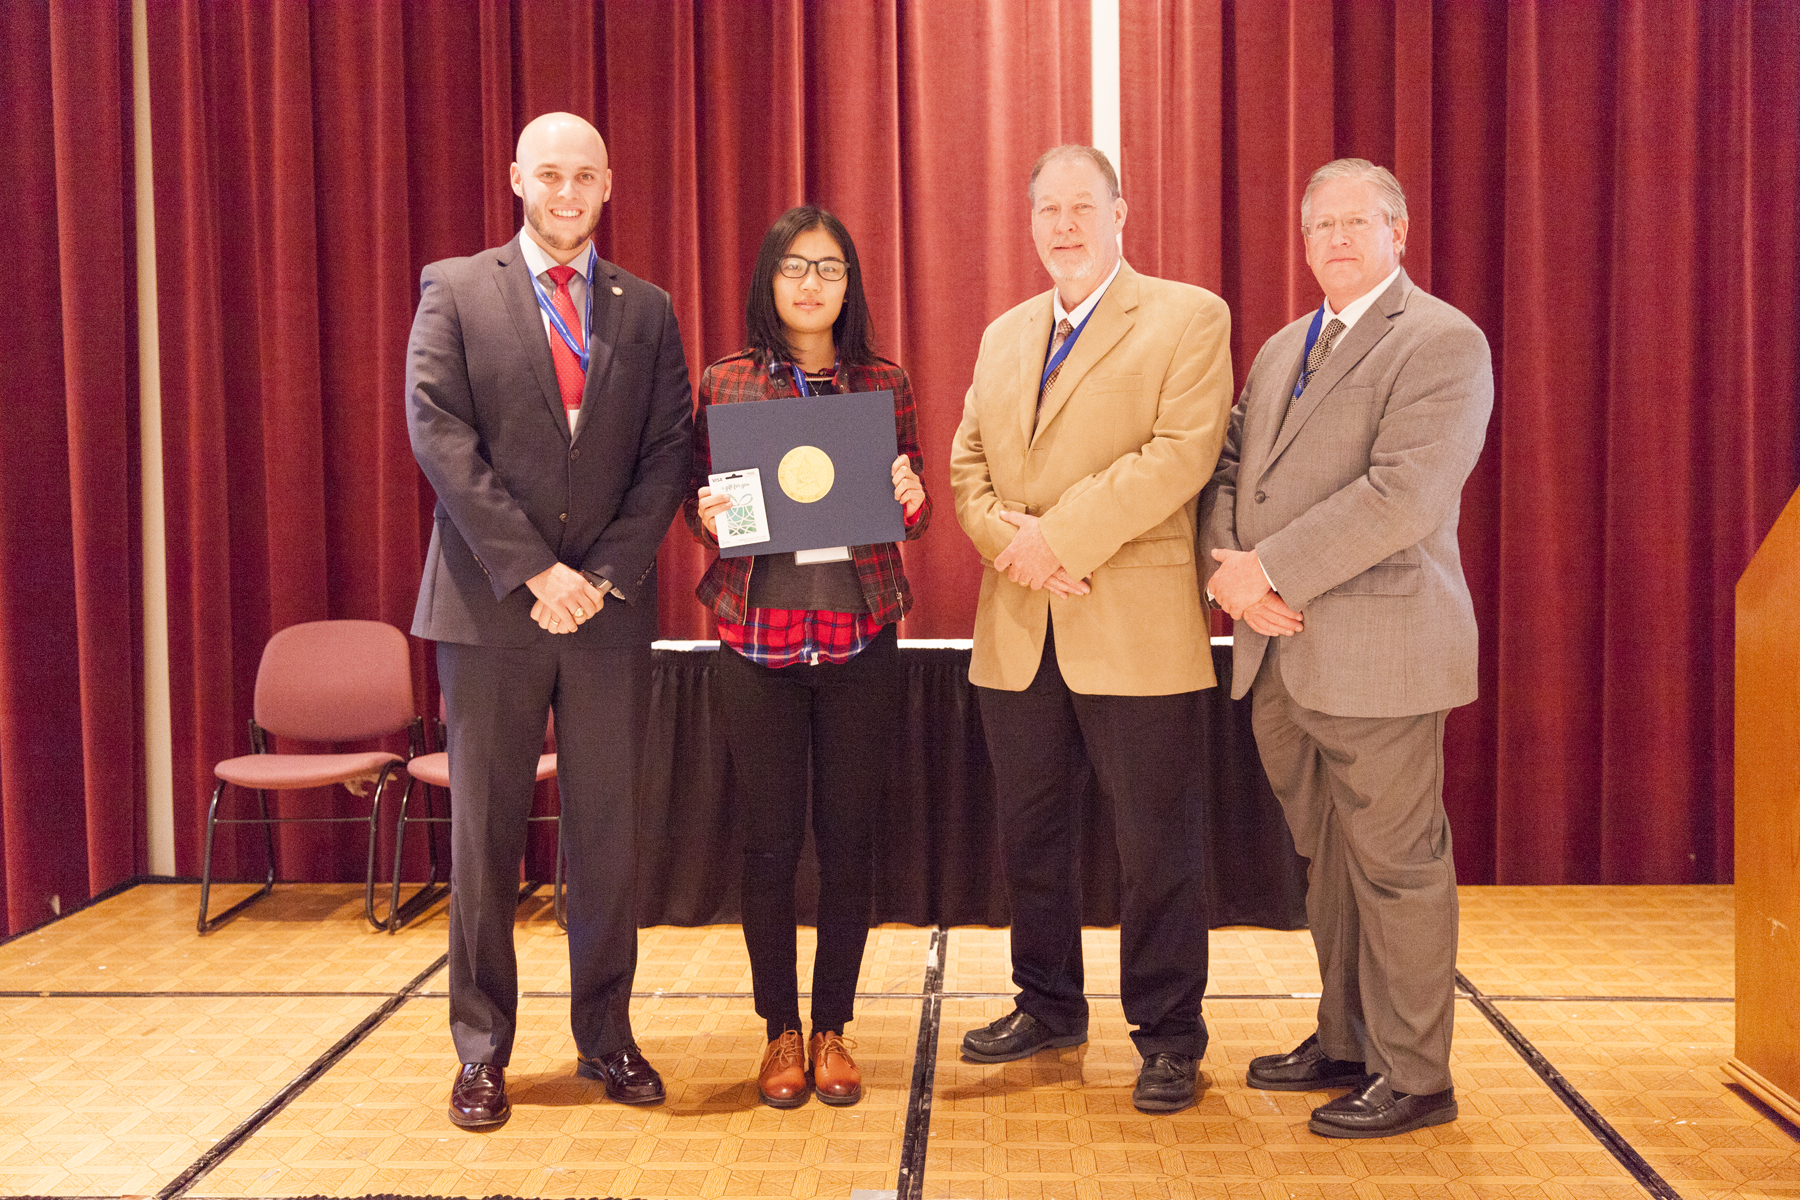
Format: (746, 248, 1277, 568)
(572, 258, 624, 445)
(1016, 295, 1056, 448)
(1033, 266, 1137, 445)
(495, 237, 570, 440)
(1261, 272, 1410, 475)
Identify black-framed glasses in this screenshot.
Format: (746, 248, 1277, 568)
(777, 255, 848, 282)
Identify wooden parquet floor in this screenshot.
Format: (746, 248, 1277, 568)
(0, 882, 1790, 1200)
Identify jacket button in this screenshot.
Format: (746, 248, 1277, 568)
(559, 512, 567, 522)
(1255, 490, 1267, 503)
(570, 447, 581, 459)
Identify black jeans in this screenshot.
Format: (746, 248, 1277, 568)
(714, 623, 901, 1039)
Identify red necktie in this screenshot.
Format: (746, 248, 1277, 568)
(545, 265, 586, 416)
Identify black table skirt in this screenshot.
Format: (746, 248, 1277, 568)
(630, 645, 1308, 931)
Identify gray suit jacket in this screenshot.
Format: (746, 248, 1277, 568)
(407, 236, 692, 648)
(1198, 271, 1492, 717)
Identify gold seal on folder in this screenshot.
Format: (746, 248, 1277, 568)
(778, 446, 834, 503)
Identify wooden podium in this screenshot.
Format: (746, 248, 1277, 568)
(1728, 485, 1800, 1123)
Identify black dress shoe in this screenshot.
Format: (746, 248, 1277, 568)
(576, 1046, 666, 1104)
(960, 1009, 1087, 1063)
(1309, 1073, 1457, 1138)
(448, 1062, 510, 1128)
(1132, 1052, 1199, 1113)
(1247, 1033, 1367, 1091)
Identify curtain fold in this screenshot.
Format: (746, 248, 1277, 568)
(0, 1, 142, 934)
(1120, 0, 1799, 884)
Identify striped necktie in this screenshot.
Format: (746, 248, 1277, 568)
(1301, 317, 1345, 389)
(1039, 318, 1075, 409)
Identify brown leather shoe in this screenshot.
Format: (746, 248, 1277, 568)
(447, 1062, 509, 1128)
(809, 1030, 862, 1106)
(757, 1029, 809, 1108)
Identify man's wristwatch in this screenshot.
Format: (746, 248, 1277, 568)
(580, 570, 618, 606)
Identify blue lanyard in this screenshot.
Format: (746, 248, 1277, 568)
(1293, 306, 1327, 402)
(529, 246, 597, 372)
(779, 359, 839, 397)
(1040, 305, 1098, 392)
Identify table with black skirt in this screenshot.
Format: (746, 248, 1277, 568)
(629, 642, 1308, 932)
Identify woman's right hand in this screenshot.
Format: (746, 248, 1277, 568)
(696, 485, 733, 536)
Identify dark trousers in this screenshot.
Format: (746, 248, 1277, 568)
(976, 621, 1211, 1058)
(713, 624, 901, 1040)
(1249, 638, 1457, 1093)
(437, 637, 650, 1067)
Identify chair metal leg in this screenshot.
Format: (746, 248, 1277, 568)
(423, 779, 443, 884)
(385, 776, 413, 933)
(554, 815, 568, 932)
(363, 764, 400, 931)
(196, 781, 276, 935)
(386, 777, 450, 933)
(257, 786, 275, 875)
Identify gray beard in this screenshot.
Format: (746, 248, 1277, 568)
(1046, 249, 1097, 286)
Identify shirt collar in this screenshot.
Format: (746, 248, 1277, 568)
(1322, 265, 1402, 334)
(1053, 256, 1124, 329)
(518, 229, 594, 281)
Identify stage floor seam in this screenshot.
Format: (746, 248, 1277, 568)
(0, 881, 1786, 1200)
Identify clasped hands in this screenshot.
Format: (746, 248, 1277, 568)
(1208, 548, 1303, 636)
(527, 562, 606, 634)
(994, 511, 1089, 598)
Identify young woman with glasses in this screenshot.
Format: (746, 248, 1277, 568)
(684, 205, 929, 1108)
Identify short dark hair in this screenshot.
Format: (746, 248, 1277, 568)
(744, 206, 877, 367)
(1028, 145, 1120, 202)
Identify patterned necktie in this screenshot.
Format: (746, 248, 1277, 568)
(545, 264, 586, 416)
(1301, 317, 1345, 389)
(1039, 318, 1075, 408)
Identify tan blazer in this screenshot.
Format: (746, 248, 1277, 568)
(1199, 271, 1492, 718)
(951, 263, 1233, 695)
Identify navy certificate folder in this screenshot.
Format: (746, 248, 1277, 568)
(706, 389, 906, 559)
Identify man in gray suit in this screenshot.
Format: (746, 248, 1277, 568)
(407, 112, 691, 1128)
(1199, 158, 1491, 1138)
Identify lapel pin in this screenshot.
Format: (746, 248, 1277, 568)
(611, 285, 623, 296)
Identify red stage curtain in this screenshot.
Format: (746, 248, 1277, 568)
(1120, 0, 1800, 884)
(0, 2, 142, 933)
(145, 0, 1088, 881)
(12, 0, 1791, 903)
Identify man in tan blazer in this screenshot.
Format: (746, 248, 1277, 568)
(951, 145, 1233, 1113)
(1200, 159, 1492, 1138)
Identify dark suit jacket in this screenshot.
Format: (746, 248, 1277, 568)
(1199, 271, 1492, 717)
(407, 236, 692, 647)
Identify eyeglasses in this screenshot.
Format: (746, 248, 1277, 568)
(777, 255, 848, 282)
(1302, 213, 1388, 241)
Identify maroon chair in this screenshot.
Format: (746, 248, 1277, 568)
(197, 620, 425, 934)
(387, 701, 565, 932)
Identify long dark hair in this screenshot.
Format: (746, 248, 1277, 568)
(745, 205, 877, 367)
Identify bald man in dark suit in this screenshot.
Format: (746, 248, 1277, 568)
(407, 112, 691, 1129)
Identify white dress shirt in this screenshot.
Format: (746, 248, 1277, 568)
(1323, 264, 1402, 335)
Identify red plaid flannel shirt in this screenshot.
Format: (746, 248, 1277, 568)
(685, 351, 931, 665)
